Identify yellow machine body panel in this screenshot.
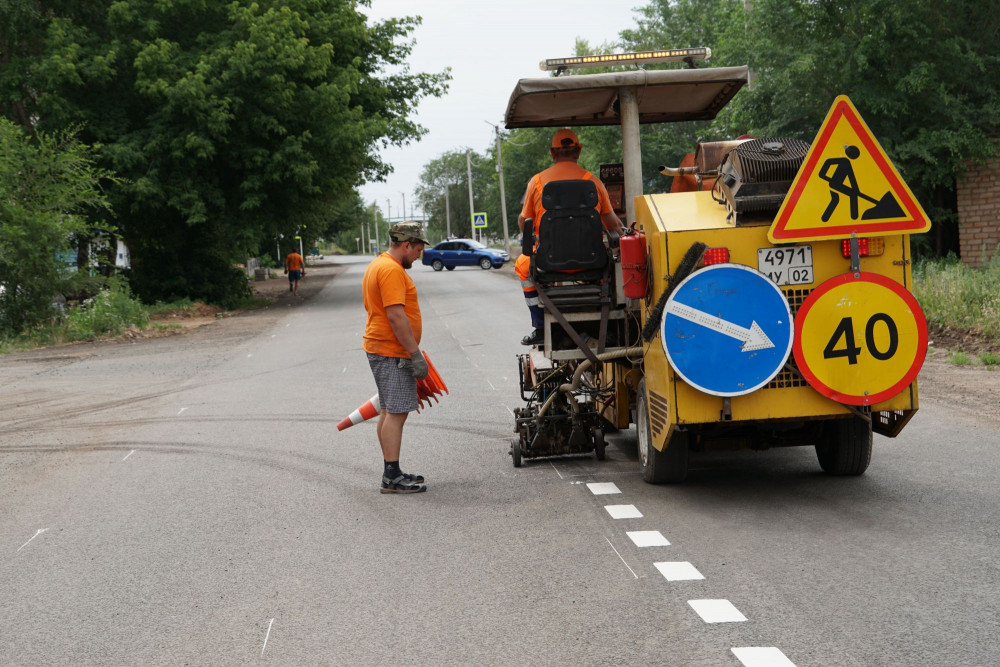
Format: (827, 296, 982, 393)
(636, 191, 918, 445)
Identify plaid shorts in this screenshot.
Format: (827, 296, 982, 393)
(367, 353, 418, 413)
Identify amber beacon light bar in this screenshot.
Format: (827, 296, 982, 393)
(539, 47, 711, 71)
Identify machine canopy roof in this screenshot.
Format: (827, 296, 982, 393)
(504, 66, 749, 129)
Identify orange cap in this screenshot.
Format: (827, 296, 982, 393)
(551, 128, 581, 149)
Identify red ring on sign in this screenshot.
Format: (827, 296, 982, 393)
(793, 272, 927, 406)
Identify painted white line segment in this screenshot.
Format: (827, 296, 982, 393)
(549, 462, 564, 480)
(627, 530, 670, 547)
(121, 450, 135, 462)
(731, 647, 796, 667)
(605, 538, 638, 579)
(342, 367, 347, 373)
(587, 482, 621, 495)
(654, 561, 704, 581)
(177, 407, 188, 416)
(605, 504, 642, 519)
(261, 618, 275, 656)
(247, 354, 252, 358)
(486, 379, 496, 391)
(17, 528, 49, 553)
(505, 406, 515, 418)
(688, 599, 747, 623)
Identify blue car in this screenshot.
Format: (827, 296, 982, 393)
(422, 239, 510, 271)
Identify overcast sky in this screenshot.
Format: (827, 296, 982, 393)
(358, 0, 643, 221)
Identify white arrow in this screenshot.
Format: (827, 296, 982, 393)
(666, 301, 775, 352)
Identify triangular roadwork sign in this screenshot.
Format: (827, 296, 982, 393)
(768, 95, 930, 243)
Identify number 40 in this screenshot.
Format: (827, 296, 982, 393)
(822, 314, 898, 365)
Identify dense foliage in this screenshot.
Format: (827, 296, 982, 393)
(1, 0, 448, 306)
(0, 119, 114, 335)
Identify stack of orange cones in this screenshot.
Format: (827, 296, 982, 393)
(336, 351, 449, 431)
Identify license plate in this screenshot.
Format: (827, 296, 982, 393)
(757, 245, 813, 286)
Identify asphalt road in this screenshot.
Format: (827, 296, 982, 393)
(1, 255, 997, 666)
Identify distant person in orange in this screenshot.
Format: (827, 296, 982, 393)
(515, 128, 625, 345)
(284, 249, 306, 295)
(362, 221, 430, 494)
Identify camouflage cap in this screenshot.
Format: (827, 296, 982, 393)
(388, 221, 430, 245)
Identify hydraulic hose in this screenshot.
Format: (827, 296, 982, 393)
(537, 346, 644, 418)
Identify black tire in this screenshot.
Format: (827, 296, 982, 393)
(479, 257, 492, 270)
(637, 379, 688, 484)
(431, 259, 444, 271)
(511, 438, 522, 468)
(593, 428, 606, 461)
(816, 417, 872, 475)
(445, 265, 455, 271)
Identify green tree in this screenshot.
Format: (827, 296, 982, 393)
(1, 1, 449, 306)
(0, 119, 114, 335)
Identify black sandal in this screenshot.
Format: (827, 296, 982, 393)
(401, 472, 425, 484)
(380, 474, 427, 494)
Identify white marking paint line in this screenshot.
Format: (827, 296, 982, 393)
(688, 599, 747, 623)
(654, 561, 704, 581)
(247, 354, 252, 358)
(731, 647, 796, 667)
(605, 504, 642, 519)
(342, 367, 347, 373)
(505, 406, 515, 418)
(16, 528, 49, 553)
(587, 482, 621, 495)
(261, 618, 275, 656)
(486, 379, 496, 391)
(177, 407, 188, 416)
(605, 538, 638, 579)
(549, 462, 564, 480)
(627, 530, 670, 547)
(121, 450, 135, 462)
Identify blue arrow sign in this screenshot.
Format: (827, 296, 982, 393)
(661, 263, 793, 396)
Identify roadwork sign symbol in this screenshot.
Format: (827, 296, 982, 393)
(769, 95, 931, 243)
(793, 272, 927, 406)
(661, 264, 793, 397)
(472, 212, 488, 228)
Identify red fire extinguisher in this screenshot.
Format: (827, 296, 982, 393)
(620, 226, 648, 299)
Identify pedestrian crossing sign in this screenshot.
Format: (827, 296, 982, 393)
(473, 212, 488, 228)
(768, 95, 930, 243)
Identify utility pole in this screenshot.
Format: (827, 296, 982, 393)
(466, 149, 475, 241)
(372, 202, 380, 254)
(444, 184, 451, 239)
(491, 123, 512, 256)
(401, 192, 407, 220)
(360, 212, 366, 256)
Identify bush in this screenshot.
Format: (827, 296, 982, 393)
(912, 257, 1000, 339)
(64, 281, 149, 341)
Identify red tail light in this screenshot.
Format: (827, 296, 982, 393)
(841, 237, 885, 257)
(702, 247, 730, 265)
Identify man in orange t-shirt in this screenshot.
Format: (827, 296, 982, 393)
(362, 221, 430, 494)
(514, 128, 625, 346)
(284, 250, 306, 295)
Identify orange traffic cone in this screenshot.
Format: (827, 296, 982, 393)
(337, 352, 450, 426)
(336, 393, 380, 431)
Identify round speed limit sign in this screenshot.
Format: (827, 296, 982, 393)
(793, 272, 927, 405)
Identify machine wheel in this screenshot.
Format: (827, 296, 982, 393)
(431, 259, 444, 271)
(511, 438, 522, 468)
(593, 428, 606, 461)
(479, 257, 492, 270)
(445, 265, 455, 271)
(637, 379, 688, 484)
(816, 417, 872, 475)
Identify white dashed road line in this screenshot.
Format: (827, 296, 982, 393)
(688, 599, 747, 623)
(604, 504, 642, 519)
(587, 482, 621, 495)
(605, 537, 639, 579)
(731, 647, 797, 667)
(549, 462, 564, 479)
(261, 618, 275, 656)
(121, 450, 135, 462)
(16, 528, 48, 553)
(177, 407, 188, 416)
(626, 530, 670, 547)
(653, 561, 704, 581)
